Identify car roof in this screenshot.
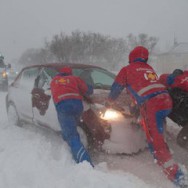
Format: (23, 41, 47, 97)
(21, 62, 105, 72)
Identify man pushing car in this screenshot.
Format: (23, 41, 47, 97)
(106, 46, 187, 187)
(50, 66, 94, 166)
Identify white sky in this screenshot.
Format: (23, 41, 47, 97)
(1, 0, 188, 63)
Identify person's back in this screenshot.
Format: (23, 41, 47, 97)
(51, 74, 87, 104)
(113, 47, 166, 106)
(123, 62, 165, 96)
(50, 66, 93, 166)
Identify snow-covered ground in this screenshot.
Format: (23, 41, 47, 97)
(0, 91, 187, 188)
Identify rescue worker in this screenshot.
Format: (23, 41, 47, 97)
(159, 70, 188, 144)
(106, 46, 186, 186)
(159, 69, 188, 92)
(50, 66, 94, 166)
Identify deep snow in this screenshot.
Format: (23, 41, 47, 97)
(0, 91, 187, 188)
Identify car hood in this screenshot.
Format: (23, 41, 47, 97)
(90, 89, 131, 107)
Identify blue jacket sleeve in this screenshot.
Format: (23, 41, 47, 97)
(167, 74, 175, 85)
(108, 82, 124, 101)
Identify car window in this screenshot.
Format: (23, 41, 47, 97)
(91, 69, 115, 86)
(73, 69, 83, 77)
(78, 69, 95, 86)
(35, 67, 54, 90)
(44, 67, 58, 78)
(74, 68, 115, 89)
(18, 67, 40, 90)
(33, 66, 115, 90)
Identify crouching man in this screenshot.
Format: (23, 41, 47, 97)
(50, 66, 93, 166)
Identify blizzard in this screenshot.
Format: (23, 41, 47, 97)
(0, 91, 187, 188)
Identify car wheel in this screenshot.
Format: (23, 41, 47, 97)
(7, 104, 23, 127)
(176, 125, 188, 149)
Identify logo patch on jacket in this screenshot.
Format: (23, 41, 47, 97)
(144, 71, 158, 82)
(56, 78, 70, 84)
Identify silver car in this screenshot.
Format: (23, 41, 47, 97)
(6, 63, 146, 154)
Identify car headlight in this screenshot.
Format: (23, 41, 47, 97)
(99, 108, 122, 120)
(2, 71, 7, 78)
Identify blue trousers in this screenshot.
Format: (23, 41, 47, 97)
(55, 99, 93, 166)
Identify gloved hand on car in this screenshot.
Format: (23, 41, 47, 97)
(104, 100, 114, 108)
(105, 100, 125, 112)
(129, 103, 140, 118)
(84, 96, 94, 104)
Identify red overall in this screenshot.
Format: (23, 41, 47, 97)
(108, 46, 183, 183)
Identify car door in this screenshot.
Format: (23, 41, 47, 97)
(10, 67, 40, 122)
(32, 67, 60, 131)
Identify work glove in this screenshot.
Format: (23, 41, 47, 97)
(84, 96, 93, 104)
(104, 100, 114, 108)
(129, 104, 140, 117)
(105, 101, 126, 113)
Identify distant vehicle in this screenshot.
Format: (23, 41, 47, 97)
(6, 68, 19, 84)
(0, 63, 10, 91)
(6, 63, 146, 154)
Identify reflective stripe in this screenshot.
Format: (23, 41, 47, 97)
(77, 146, 85, 162)
(58, 93, 80, 99)
(137, 84, 165, 96)
(77, 147, 84, 159)
(79, 150, 86, 162)
(163, 159, 175, 168)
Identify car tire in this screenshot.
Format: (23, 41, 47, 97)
(7, 103, 23, 127)
(176, 125, 188, 149)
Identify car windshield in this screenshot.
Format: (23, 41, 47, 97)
(73, 67, 115, 90)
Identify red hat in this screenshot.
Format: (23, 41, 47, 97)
(59, 66, 72, 75)
(129, 46, 149, 63)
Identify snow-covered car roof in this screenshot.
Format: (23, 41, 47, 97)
(21, 62, 105, 72)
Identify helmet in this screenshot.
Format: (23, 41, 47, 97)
(59, 66, 72, 75)
(129, 46, 149, 64)
(172, 69, 183, 77)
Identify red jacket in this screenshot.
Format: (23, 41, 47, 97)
(170, 72, 188, 92)
(50, 74, 89, 104)
(159, 73, 170, 88)
(159, 71, 188, 92)
(109, 62, 166, 105)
